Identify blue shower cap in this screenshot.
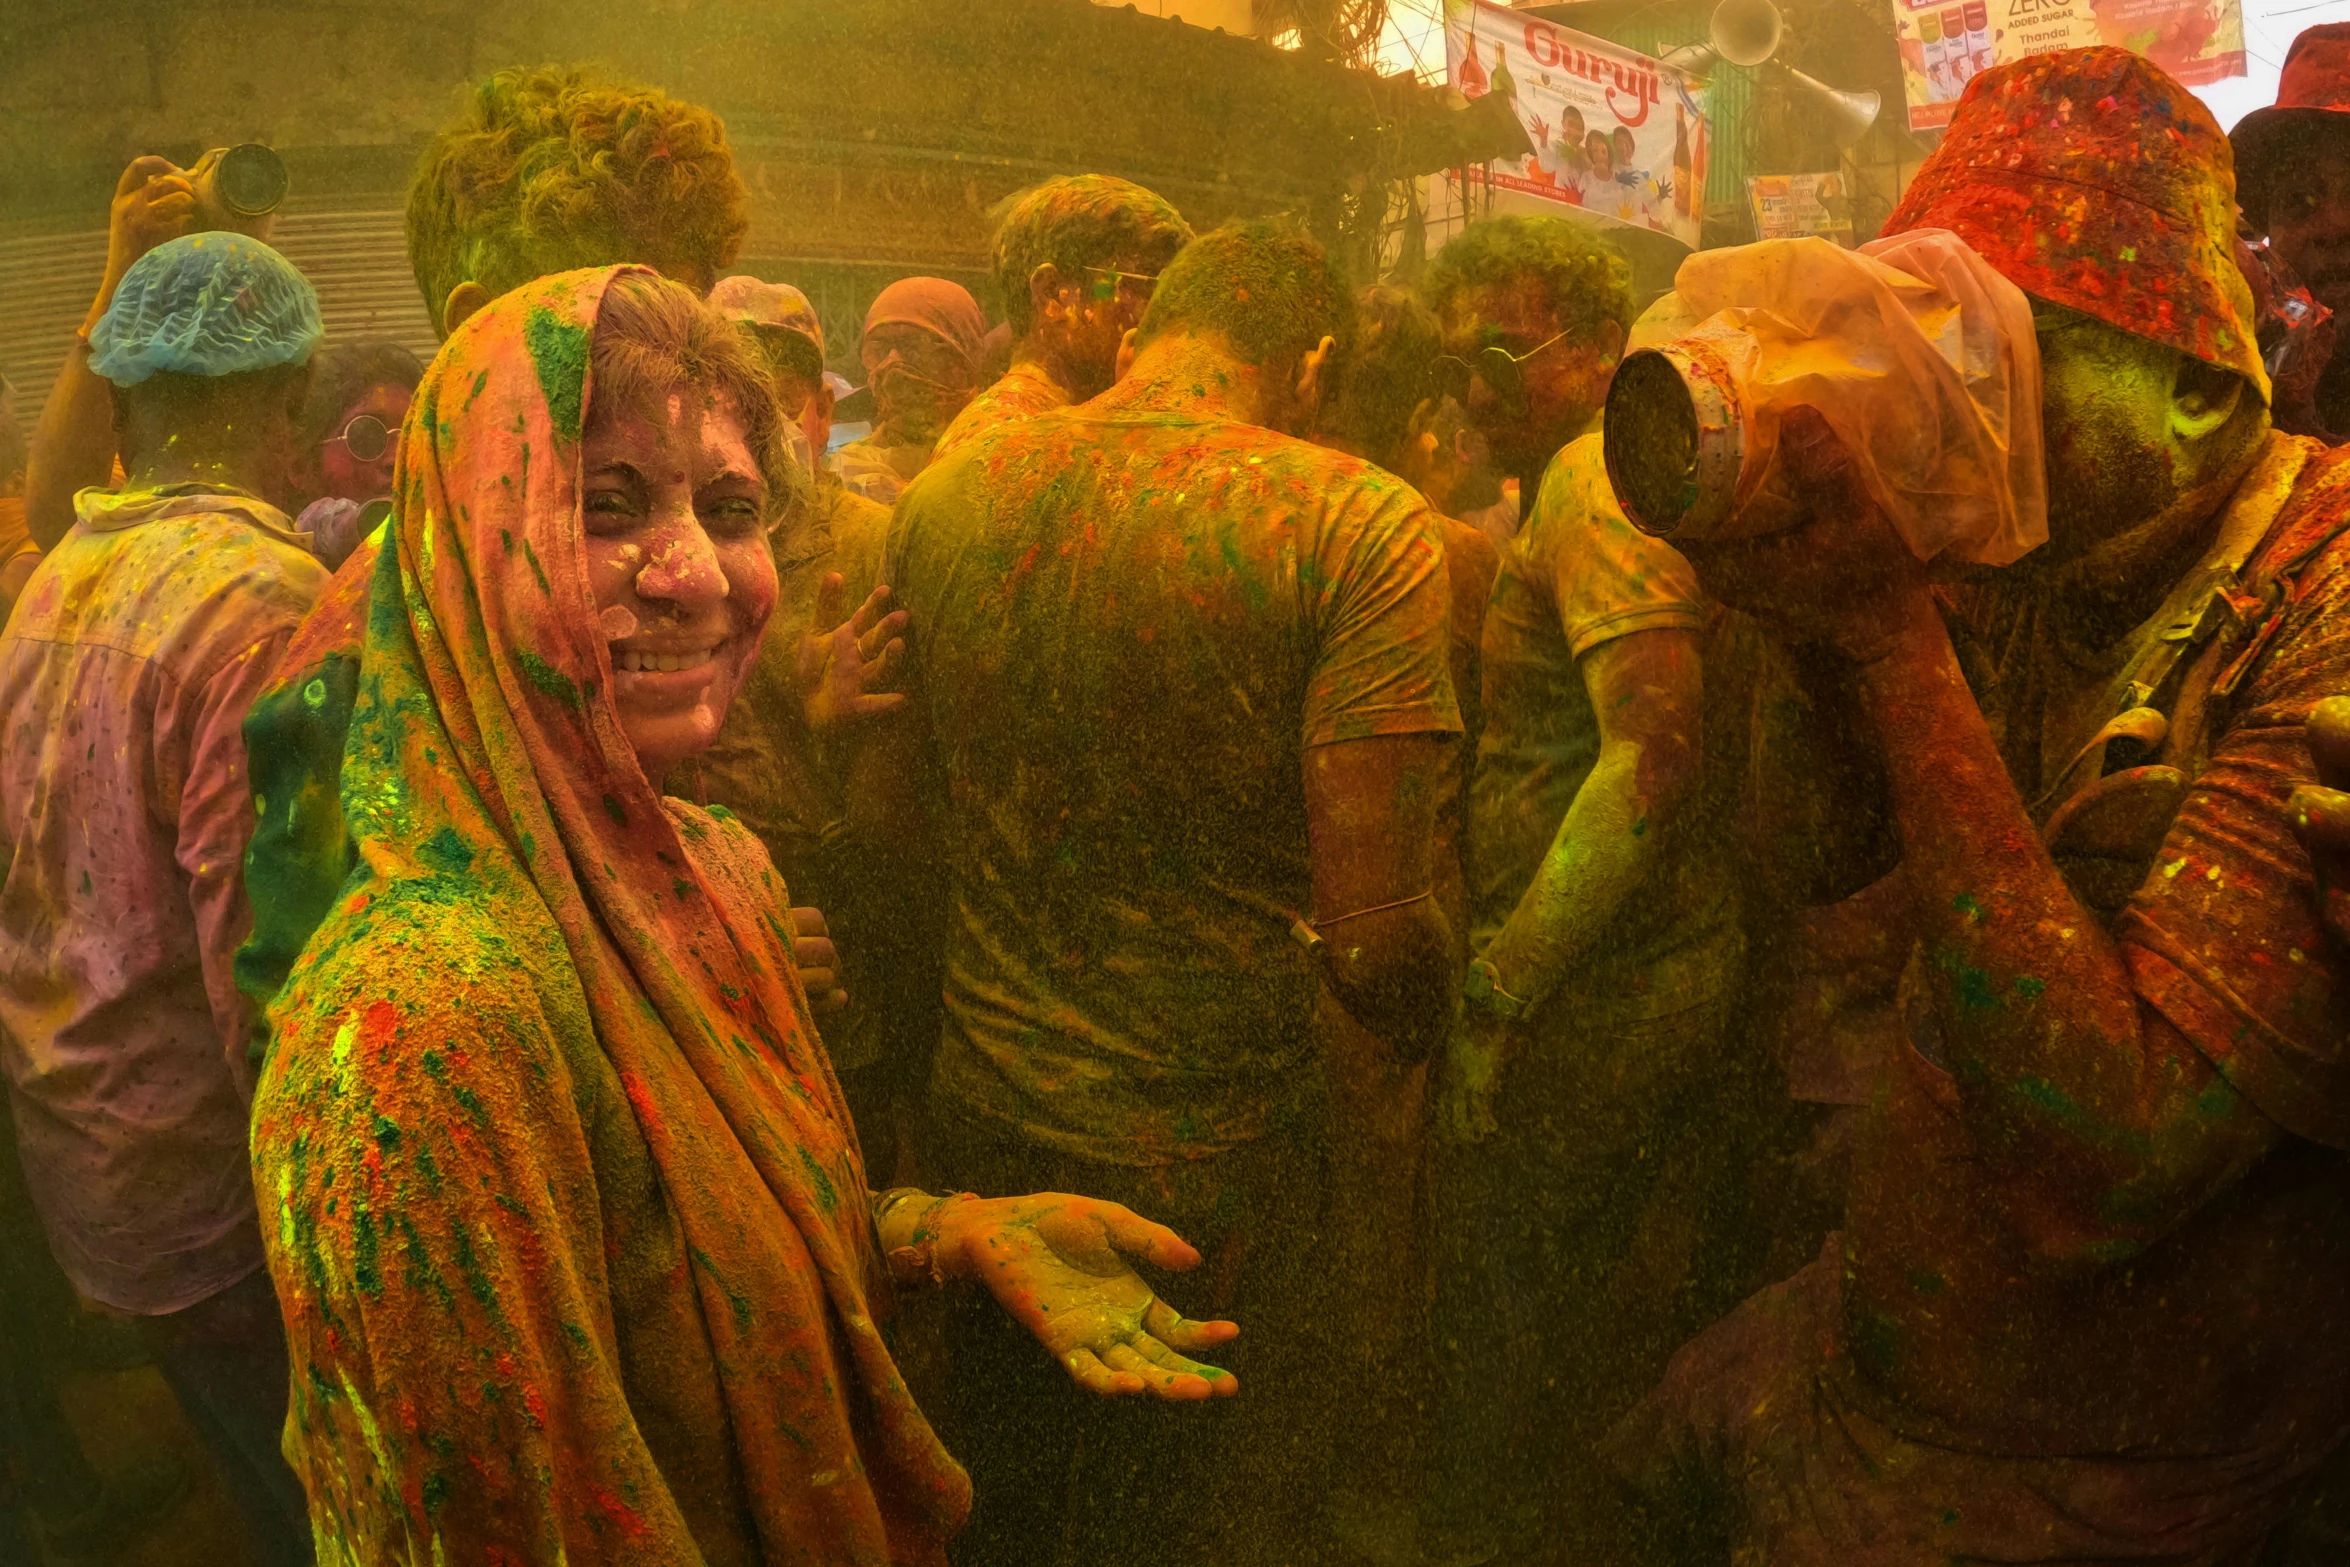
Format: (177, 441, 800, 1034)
(88, 233, 322, 386)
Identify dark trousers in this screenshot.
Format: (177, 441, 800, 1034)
(143, 1268, 313, 1567)
(0, 1115, 100, 1531)
(926, 1102, 1330, 1567)
(1423, 996, 1776, 1564)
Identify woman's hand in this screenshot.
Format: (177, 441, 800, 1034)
(940, 1193, 1240, 1400)
(798, 573, 908, 737)
(788, 905, 848, 1014)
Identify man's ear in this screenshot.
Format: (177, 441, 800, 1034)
(439, 280, 492, 340)
(1294, 334, 1338, 414)
(1596, 317, 1626, 369)
(1031, 262, 1072, 325)
(2169, 355, 2249, 444)
(1114, 327, 1141, 383)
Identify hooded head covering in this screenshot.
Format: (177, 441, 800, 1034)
(861, 277, 987, 370)
(1882, 46, 2267, 394)
(246, 265, 967, 1560)
(89, 232, 322, 385)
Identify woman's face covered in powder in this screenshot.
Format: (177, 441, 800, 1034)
(580, 384, 777, 781)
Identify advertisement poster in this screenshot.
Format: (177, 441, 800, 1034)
(1444, 0, 1708, 248)
(1748, 173, 1856, 244)
(1893, 0, 2244, 131)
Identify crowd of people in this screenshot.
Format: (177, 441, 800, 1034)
(5, 26, 2350, 1567)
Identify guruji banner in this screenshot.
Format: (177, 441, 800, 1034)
(1443, 0, 1710, 249)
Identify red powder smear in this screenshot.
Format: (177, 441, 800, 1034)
(589, 1485, 654, 1541)
(617, 1069, 664, 1135)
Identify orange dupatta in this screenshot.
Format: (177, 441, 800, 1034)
(249, 267, 968, 1564)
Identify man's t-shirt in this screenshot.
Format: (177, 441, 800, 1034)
(1471, 433, 1734, 1018)
(933, 361, 1071, 463)
(890, 392, 1460, 1165)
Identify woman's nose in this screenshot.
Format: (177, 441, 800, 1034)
(633, 518, 729, 605)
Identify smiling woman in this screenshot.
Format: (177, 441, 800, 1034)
(572, 276, 786, 780)
(244, 266, 1241, 1567)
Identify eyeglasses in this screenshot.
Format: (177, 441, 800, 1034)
(1436, 331, 1572, 408)
(1083, 265, 1161, 301)
(324, 413, 400, 464)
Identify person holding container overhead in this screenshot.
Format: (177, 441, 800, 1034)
(0, 229, 324, 1567)
(23, 144, 290, 556)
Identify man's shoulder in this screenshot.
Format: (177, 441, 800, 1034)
(936, 365, 1071, 460)
(2265, 437, 2350, 565)
(16, 503, 325, 668)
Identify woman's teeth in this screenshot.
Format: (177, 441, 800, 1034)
(613, 646, 718, 674)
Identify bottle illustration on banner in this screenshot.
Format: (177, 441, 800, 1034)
(1491, 44, 1517, 104)
(1459, 39, 1489, 98)
(1673, 102, 1694, 218)
(1920, 7, 1947, 97)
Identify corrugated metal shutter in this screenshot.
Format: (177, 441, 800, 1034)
(0, 200, 438, 412)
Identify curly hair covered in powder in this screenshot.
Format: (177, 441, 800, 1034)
(1133, 218, 1355, 374)
(1322, 285, 1444, 471)
(407, 65, 749, 332)
(1420, 214, 1634, 349)
(990, 175, 1194, 336)
(590, 272, 808, 521)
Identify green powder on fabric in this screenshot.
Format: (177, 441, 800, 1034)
(514, 649, 582, 709)
(524, 306, 590, 442)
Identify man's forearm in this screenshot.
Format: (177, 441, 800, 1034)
(1853, 598, 2269, 1231)
(1859, 605, 2140, 1072)
(27, 347, 119, 549)
(1479, 742, 1664, 1004)
(1318, 898, 1455, 1057)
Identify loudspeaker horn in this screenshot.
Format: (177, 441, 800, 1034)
(1659, 0, 1782, 76)
(1781, 67, 1883, 148)
(1709, 0, 1784, 67)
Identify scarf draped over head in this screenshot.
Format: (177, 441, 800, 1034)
(248, 265, 968, 1563)
(862, 278, 988, 372)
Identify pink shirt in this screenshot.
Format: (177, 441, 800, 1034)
(0, 484, 325, 1313)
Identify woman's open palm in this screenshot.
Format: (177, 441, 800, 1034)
(956, 1194, 1241, 1401)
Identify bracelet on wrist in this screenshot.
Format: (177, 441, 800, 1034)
(884, 1190, 978, 1289)
(1463, 957, 1533, 1022)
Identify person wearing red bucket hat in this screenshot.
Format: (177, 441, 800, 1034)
(2236, 25, 2350, 439)
(2236, 25, 2350, 320)
(1599, 48, 2350, 1565)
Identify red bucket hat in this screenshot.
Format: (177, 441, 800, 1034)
(1883, 46, 2266, 394)
(2232, 24, 2350, 233)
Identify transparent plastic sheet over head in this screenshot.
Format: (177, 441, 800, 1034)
(1604, 228, 2047, 567)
